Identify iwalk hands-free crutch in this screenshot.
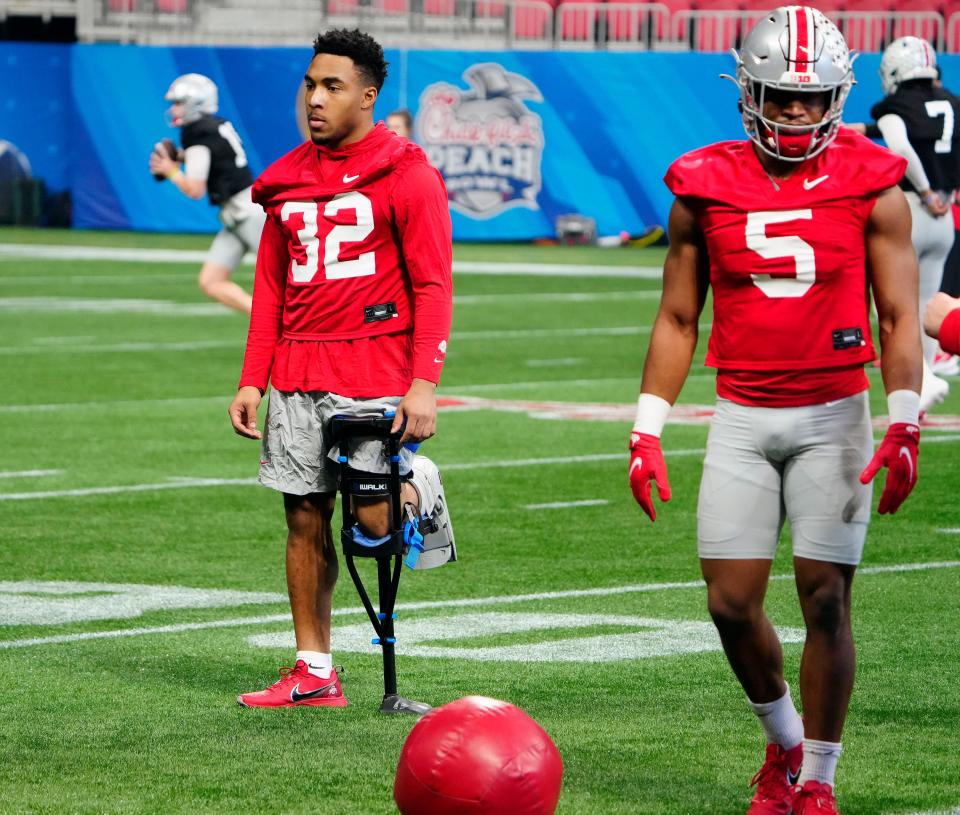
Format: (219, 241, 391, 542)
(330, 413, 431, 715)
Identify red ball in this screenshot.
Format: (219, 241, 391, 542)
(394, 696, 563, 815)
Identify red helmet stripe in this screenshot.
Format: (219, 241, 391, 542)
(795, 6, 811, 73)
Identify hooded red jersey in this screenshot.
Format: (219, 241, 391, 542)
(239, 124, 453, 397)
(665, 128, 906, 406)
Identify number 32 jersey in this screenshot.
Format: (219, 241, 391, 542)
(664, 128, 906, 406)
(239, 124, 453, 396)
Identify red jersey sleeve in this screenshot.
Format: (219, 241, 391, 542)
(940, 307, 960, 356)
(239, 214, 288, 391)
(391, 161, 453, 384)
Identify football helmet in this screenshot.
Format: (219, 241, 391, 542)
(729, 5, 854, 162)
(164, 73, 218, 127)
(880, 37, 938, 96)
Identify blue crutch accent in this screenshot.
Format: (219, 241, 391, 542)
(350, 525, 391, 548)
(403, 517, 425, 570)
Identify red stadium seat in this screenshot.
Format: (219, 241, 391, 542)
(108, 0, 135, 11)
(424, 0, 455, 15)
(558, 0, 603, 43)
(604, 1, 670, 45)
(891, 11, 945, 49)
(946, 5, 960, 52)
(513, 0, 555, 40)
(327, 0, 360, 15)
(841, 0, 894, 51)
(155, 0, 188, 12)
(376, 0, 409, 12)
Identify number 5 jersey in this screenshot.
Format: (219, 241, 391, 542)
(239, 124, 453, 397)
(664, 127, 906, 407)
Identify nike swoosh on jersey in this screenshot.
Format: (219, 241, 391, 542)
(290, 680, 337, 702)
(343, 173, 360, 183)
(899, 446, 914, 483)
(803, 174, 829, 190)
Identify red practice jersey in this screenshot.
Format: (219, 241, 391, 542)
(239, 124, 453, 397)
(665, 128, 906, 407)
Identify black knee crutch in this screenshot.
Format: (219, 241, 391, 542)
(330, 412, 431, 715)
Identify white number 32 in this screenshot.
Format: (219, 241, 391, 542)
(281, 192, 375, 283)
(745, 209, 815, 298)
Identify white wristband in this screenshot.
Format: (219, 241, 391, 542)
(633, 393, 672, 438)
(887, 389, 920, 426)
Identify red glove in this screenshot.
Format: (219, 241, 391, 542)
(859, 422, 919, 515)
(629, 432, 671, 522)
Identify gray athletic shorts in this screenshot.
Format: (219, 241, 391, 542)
(259, 389, 414, 496)
(697, 392, 874, 565)
(207, 188, 266, 271)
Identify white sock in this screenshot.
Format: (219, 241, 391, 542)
(798, 739, 842, 787)
(296, 650, 333, 679)
(748, 684, 804, 750)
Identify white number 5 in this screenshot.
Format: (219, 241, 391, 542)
(280, 192, 375, 283)
(745, 209, 815, 298)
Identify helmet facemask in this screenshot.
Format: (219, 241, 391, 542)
(728, 5, 855, 163)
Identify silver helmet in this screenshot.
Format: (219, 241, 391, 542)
(731, 6, 854, 162)
(164, 73, 218, 127)
(880, 37, 938, 96)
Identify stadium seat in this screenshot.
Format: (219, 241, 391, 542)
(155, 0, 188, 12)
(327, 0, 360, 15)
(513, 0, 556, 41)
(557, 0, 603, 44)
(674, 0, 743, 52)
(424, 0, 456, 15)
(890, 10, 945, 49)
(108, 0, 136, 11)
(946, 4, 960, 52)
(842, 0, 894, 52)
(604, 1, 670, 46)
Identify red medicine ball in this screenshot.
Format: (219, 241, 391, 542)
(394, 695, 563, 815)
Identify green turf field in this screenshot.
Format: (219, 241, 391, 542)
(1, 226, 958, 815)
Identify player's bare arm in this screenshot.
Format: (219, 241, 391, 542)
(629, 197, 708, 521)
(149, 143, 206, 199)
(393, 378, 437, 444)
(861, 184, 923, 514)
(228, 385, 263, 440)
(640, 197, 709, 402)
(867, 185, 923, 395)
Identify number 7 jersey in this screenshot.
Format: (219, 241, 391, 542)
(664, 128, 906, 404)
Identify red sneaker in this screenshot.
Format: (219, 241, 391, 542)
(237, 661, 348, 708)
(748, 743, 803, 814)
(792, 781, 840, 815)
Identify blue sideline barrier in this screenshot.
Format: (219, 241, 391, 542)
(1, 42, 954, 239)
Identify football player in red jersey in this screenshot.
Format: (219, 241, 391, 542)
(629, 7, 922, 815)
(228, 29, 454, 708)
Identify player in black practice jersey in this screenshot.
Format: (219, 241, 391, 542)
(149, 73, 264, 313)
(851, 37, 960, 405)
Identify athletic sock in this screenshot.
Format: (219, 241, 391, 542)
(296, 650, 333, 679)
(798, 739, 842, 787)
(748, 684, 804, 750)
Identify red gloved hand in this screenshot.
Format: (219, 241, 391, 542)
(629, 432, 671, 522)
(859, 422, 919, 515)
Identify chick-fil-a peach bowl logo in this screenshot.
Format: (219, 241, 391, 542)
(416, 63, 544, 219)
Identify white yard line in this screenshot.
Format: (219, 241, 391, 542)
(0, 326, 656, 356)
(1, 560, 956, 650)
(0, 243, 663, 278)
(0, 469, 62, 479)
(0, 450, 707, 502)
(525, 499, 610, 510)
(449, 377, 639, 392)
(936, 528, 960, 534)
(455, 291, 661, 304)
(0, 339, 238, 356)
